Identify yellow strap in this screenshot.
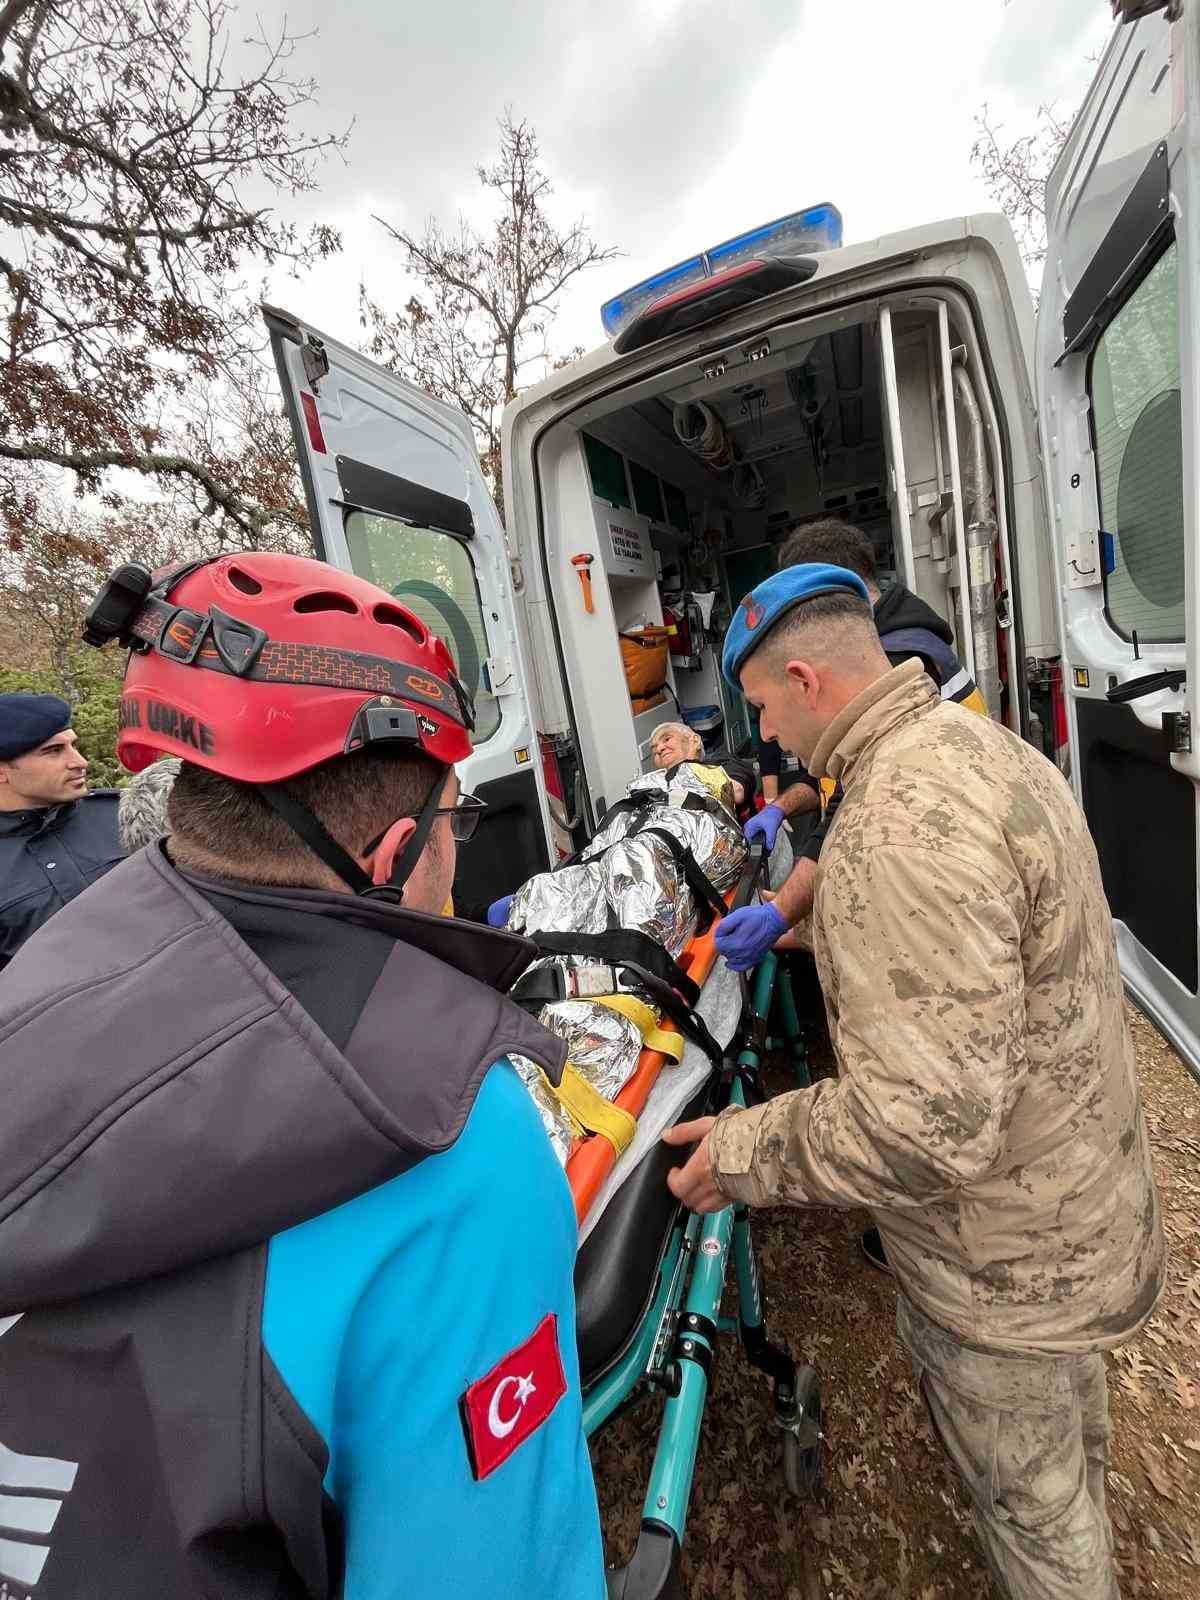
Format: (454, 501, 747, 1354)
(556, 1065, 638, 1156)
(593, 994, 685, 1063)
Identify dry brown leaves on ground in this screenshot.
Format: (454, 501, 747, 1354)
(589, 1000, 1200, 1599)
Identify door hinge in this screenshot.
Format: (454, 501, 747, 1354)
(1163, 710, 1191, 753)
(301, 336, 330, 391)
(484, 656, 517, 697)
(1065, 529, 1103, 590)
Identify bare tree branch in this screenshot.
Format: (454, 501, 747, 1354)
(0, 434, 302, 543)
(970, 101, 1073, 269)
(363, 112, 618, 514)
(0, 0, 346, 548)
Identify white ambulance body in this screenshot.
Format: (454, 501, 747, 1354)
(268, 3, 1200, 1069)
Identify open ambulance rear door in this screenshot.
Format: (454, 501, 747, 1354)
(1037, 3, 1200, 1069)
(504, 208, 1056, 826)
(264, 306, 552, 917)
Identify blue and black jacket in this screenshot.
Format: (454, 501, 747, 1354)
(0, 846, 605, 1599)
(761, 584, 986, 861)
(871, 583, 985, 715)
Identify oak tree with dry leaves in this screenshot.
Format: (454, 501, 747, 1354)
(0, 0, 344, 549)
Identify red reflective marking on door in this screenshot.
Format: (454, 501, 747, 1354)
(300, 391, 327, 455)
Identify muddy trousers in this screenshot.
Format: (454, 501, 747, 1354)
(897, 1296, 1118, 1600)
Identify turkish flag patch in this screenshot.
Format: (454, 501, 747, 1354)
(460, 1313, 568, 1480)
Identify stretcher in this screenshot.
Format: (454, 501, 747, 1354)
(507, 761, 749, 1183)
(564, 848, 824, 1600)
(565, 903, 727, 1226)
(525, 827, 803, 1238)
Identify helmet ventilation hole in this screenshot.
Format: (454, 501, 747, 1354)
(228, 566, 264, 595)
(373, 602, 426, 641)
(294, 591, 359, 615)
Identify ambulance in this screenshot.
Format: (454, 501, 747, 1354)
(267, 3, 1200, 1067)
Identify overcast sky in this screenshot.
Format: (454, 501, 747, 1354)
(254, 0, 1113, 366)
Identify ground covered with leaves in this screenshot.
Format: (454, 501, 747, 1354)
(589, 1001, 1199, 1598)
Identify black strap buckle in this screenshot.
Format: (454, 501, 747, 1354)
(511, 965, 569, 1009)
(531, 929, 701, 1008)
(208, 606, 268, 676)
(157, 606, 210, 664)
(511, 959, 636, 1009)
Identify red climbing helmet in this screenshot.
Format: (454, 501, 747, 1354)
(85, 552, 475, 783)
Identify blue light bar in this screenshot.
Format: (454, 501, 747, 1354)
(600, 203, 843, 341)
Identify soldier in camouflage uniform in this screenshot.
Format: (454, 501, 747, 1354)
(664, 565, 1165, 1600)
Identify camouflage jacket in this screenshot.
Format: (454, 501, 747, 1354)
(710, 661, 1165, 1355)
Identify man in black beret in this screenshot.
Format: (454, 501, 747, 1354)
(0, 693, 122, 970)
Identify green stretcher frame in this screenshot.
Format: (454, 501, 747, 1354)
(582, 862, 822, 1600)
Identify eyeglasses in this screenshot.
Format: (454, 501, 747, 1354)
(364, 792, 488, 855)
(440, 792, 487, 843)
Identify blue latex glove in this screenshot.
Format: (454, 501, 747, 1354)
(486, 894, 514, 928)
(715, 902, 788, 972)
(743, 803, 786, 852)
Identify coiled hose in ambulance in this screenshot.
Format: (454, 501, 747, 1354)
(673, 402, 733, 470)
(674, 402, 765, 507)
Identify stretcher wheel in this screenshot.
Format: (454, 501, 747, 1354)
(781, 1365, 823, 1499)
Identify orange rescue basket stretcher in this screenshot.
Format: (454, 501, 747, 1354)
(564, 880, 740, 1226)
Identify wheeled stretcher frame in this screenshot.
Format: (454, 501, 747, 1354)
(574, 849, 824, 1600)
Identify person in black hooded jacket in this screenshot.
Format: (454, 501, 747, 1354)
(747, 516, 988, 828)
(742, 519, 988, 872)
(870, 575, 987, 713)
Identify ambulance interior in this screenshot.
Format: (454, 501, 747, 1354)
(536, 297, 1013, 820)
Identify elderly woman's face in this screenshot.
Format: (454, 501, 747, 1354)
(651, 727, 700, 768)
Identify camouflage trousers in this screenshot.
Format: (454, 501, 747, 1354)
(897, 1295, 1119, 1600)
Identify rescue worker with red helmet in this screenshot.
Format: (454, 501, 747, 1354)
(0, 552, 605, 1600)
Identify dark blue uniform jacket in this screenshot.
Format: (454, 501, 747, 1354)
(0, 791, 122, 970)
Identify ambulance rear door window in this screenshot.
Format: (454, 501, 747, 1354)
(344, 509, 500, 743)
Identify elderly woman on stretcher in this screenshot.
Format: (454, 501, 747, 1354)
(647, 721, 757, 820)
(487, 754, 749, 1179)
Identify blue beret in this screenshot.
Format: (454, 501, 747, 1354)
(0, 693, 72, 760)
(721, 563, 870, 691)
